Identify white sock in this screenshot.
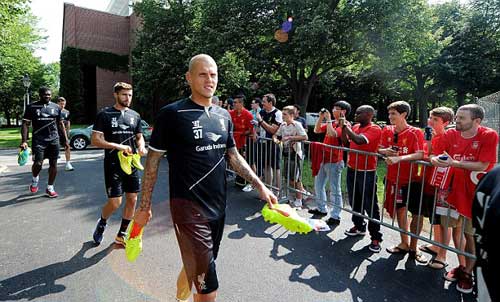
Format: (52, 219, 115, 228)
(32, 176, 39, 183)
(47, 185, 54, 191)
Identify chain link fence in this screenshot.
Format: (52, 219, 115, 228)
(477, 91, 500, 158)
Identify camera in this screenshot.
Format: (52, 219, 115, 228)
(424, 126, 432, 141)
(391, 146, 399, 152)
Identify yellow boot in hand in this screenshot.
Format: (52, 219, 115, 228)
(118, 151, 133, 175)
(131, 153, 144, 170)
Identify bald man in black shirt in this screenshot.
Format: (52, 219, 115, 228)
(133, 54, 277, 302)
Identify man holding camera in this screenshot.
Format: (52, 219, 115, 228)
(310, 100, 350, 226)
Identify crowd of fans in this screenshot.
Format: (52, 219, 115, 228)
(219, 93, 499, 296)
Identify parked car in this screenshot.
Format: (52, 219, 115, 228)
(306, 112, 320, 127)
(68, 120, 153, 150)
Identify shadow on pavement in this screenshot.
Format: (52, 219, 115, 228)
(0, 241, 113, 301)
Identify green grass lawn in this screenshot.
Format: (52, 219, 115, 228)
(0, 124, 88, 149)
(0, 127, 21, 149)
(299, 159, 387, 204)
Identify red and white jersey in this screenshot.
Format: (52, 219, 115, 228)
(380, 125, 424, 184)
(229, 108, 253, 149)
(347, 123, 382, 171)
(434, 126, 499, 218)
(422, 133, 445, 194)
(320, 123, 343, 163)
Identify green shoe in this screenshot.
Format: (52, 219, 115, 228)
(117, 151, 133, 175)
(131, 153, 144, 170)
(18, 147, 31, 166)
(261, 204, 313, 234)
(125, 220, 144, 262)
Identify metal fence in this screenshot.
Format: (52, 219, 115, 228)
(229, 136, 478, 259)
(478, 92, 500, 158)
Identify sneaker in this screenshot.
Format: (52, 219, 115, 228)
(242, 184, 254, 192)
(291, 199, 303, 208)
(45, 188, 59, 198)
(65, 162, 74, 171)
(308, 209, 327, 216)
(456, 272, 473, 294)
(369, 240, 381, 253)
(117, 151, 133, 175)
(444, 265, 465, 282)
(344, 226, 366, 237)
(29, 182, 39, 193)
(131, 154, 144, 170)
(93, 219, 107, 245)
(326, 217, 341, 226)
(115, 232, 127, 247)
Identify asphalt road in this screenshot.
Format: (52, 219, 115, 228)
(0, 149, 473, 302)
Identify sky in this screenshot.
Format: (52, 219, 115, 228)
(31, 0, 111, 63)
(30, 0, 464, 64)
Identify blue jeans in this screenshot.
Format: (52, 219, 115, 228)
(314, 161, 344, 219)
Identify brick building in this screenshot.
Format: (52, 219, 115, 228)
(61, 2, 139, 122)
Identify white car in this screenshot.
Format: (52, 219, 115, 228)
(306, 112, 320, 127)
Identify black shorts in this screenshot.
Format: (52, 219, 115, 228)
(174, 215, 225, 295)
(104, 160, 140, 198)
(398, 182, 440, 223)
(32, 140, 60, 162)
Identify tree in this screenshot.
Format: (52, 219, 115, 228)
(435, 0, 500, 105)
(0, 3, 45, 126)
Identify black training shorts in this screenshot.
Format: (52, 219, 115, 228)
(32, 140, 60, 162)
(174, 215, 225, 295)
(104, 159, 140, 198)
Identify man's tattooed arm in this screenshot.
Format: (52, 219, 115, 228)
(134, 149, 163, 225)
(227, 147, 278, 206)
(227, 147, 262, 188)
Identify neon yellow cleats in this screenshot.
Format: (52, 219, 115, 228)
(125, 220, 144, 262)
(131, 153, 144, 170)
(117, 151, 133, 175)
(261, 204, 313, 234)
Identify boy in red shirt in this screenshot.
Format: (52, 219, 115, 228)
(431, 104, 499, 294)
(341, 105, 383, 252)
(378, 101, 426, 262)
(418, 107, 457, 270)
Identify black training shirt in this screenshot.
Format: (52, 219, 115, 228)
(60, 109, 70, 127)
(93, 107, 142, 160)
(23, 101, 62, 143)
(149, 98, 236, 224)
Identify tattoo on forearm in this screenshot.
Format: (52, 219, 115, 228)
(227, 147, 261, 188)
(138, 150, 163, 211)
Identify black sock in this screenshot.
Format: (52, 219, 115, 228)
(99, 216, 107, 225)
(119, 218, 131, 235)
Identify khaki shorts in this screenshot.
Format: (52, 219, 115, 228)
(441, 215, 474, 235)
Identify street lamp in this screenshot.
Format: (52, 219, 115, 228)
(22, 74, 31, 113)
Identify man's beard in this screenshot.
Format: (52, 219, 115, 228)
(117, 99, 130, 108)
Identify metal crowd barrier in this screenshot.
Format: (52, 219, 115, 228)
(227, 136, 476, 259)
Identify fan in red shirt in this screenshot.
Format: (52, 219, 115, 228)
(229, 95, 254, 187)
(419, 107, 455, 270)
(229, 95, 254, 150)
(341, 105, 383, 252)
(378, 101, 426, 263)
(431, 104, 499, 294)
